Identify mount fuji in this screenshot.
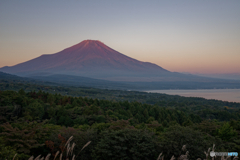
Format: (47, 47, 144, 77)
(0, 40, 172, 80)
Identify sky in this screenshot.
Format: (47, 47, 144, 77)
(0, 0, 240, 74)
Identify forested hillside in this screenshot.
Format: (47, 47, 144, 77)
(1, 73, 240, 159)
(0, 87, 240, 159)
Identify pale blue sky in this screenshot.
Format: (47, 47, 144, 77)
(1, 0, 240, 73)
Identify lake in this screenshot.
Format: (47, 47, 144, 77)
(146, 89, 240, 103)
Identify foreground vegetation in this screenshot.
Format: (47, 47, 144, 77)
(0, 87, 240, 160)
(1, 73, 240, 159)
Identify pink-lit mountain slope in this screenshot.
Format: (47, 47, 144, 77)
(0, 40, 169, 78)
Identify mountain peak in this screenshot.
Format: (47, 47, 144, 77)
(78, 39, 104, 46)
(82, 39, 102, 43)
(67, 39, 107, 51)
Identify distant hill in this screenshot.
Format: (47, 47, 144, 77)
(195, 73, 240, 80)
(24, 73, 240, 90)
(1, 71, 240, 90)
(0, 71, 134, 89)
(0, 71, 25, 80)
(28, 74, 136, 89)
(0, 71, 57, 86)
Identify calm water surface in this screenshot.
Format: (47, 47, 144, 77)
(146, 89, 240, 103)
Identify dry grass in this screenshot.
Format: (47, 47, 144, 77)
(8, 141, 239, 160)
(8, 136, 91, 160)
(156, 144, 239, 160)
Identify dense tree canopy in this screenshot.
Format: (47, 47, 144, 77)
(0, 87, 240, 159)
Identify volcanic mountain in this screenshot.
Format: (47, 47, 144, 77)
(0, 40, 170, 80)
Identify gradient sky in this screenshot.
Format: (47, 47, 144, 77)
(1, 0, 240, 74)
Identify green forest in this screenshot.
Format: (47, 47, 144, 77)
(0, 78, 240, 159)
